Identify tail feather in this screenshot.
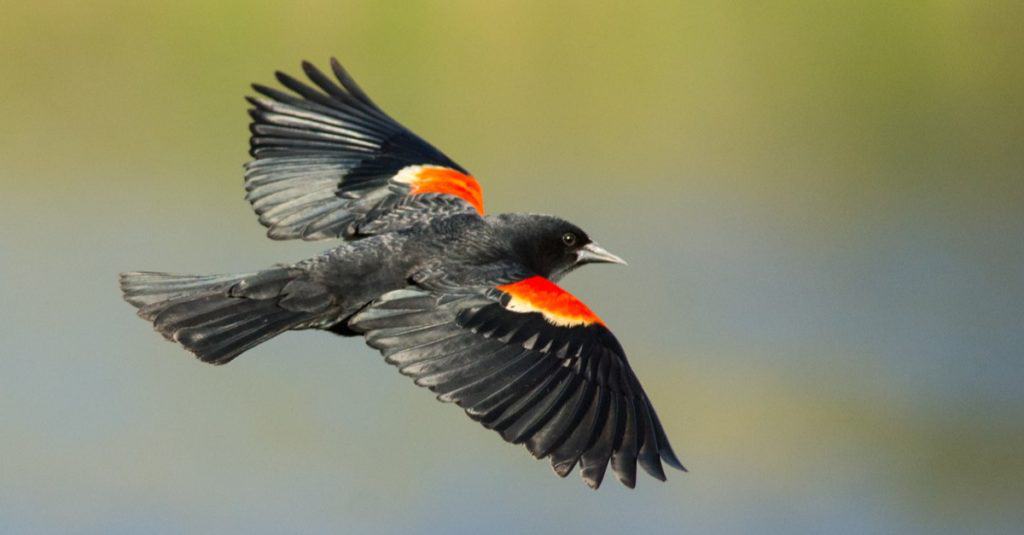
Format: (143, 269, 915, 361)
(120, 269, 333, 365)
(121, 272, 253, 309)
(173, 303, 304, 365)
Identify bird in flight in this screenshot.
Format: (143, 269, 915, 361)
(120, 58, 684, 489)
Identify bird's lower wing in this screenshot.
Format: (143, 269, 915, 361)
(348, 283, 684, 489)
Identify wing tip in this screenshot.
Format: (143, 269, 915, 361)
(662, 449, 687, 472)
(616, 473, 637, 489)
(273, 70, 292, 85)
(644, 463, 668, 482)
(551, 459, 576, 478)
(580, 462, 609, 489)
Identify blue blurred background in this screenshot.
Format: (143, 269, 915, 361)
(2, 1, 1022, 533)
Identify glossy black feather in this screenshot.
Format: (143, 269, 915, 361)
(348, 286, 684, 488)
(245, 59, 475, 241)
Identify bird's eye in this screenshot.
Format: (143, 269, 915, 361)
(561, 232, 577, 247)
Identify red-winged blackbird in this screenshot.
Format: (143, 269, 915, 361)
(120, 58, 684, 489)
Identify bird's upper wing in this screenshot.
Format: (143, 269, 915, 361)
(245, 59, 484, 241)
(348, 276, 685, 489)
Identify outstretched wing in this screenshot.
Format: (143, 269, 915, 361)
(245, 58, 484, 241)
(348, 276, 685, 489)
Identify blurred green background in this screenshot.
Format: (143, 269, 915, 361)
(2, 1, 1022, 533)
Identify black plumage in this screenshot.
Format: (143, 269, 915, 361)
(120, 58, 684, 489)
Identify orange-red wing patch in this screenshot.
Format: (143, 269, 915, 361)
(497, 276, 604, 327)
(393, 165, 484, 215)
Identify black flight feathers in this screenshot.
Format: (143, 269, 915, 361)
(245, 58, 472, 241)
(350, 286, 685, 489)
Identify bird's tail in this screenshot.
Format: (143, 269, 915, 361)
(119, 268, 334, 365)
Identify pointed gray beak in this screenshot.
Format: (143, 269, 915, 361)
(576, 242, 628, 266)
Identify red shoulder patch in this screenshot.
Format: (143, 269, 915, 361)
(497, 276, 604, 327)
(393, 165, 484, 215)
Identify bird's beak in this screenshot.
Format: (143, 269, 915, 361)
(576, 242, 628, 266)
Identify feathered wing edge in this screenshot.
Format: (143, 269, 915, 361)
(349, 288, 685, 489)
(244, 59, 472, 241)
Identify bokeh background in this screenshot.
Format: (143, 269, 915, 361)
(2, 1, 1022, 533)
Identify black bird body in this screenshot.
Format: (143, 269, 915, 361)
(120, 59, 684, 489)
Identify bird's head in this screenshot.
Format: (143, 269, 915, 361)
(495, 214, 627, 281)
